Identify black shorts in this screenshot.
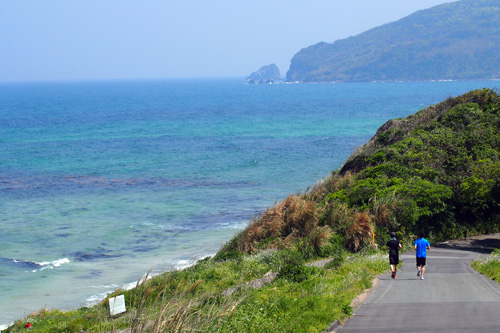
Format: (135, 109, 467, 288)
(389, 255, 399, 265)
(416, 257, 426, 267)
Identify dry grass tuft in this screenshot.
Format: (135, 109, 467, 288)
(281, 195, 317, 236)
(28, 307, 50, 318)
(328, 201, 352, 229)
(239, 194, 321, 253)
(240, 203, 285, 253)
(345, 211, 374, 252)
(309, 172, 354, 201)
(306, 226, 333, 251)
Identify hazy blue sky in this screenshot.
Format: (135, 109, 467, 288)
(1, 0, 454, 82)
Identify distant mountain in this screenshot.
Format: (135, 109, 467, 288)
(247, 64, 281, 83)
(287, 0, 500, 82)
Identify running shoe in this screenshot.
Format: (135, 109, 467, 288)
(417, 269, 421, 277)
(420, 276, 424, 280)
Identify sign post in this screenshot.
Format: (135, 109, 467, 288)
(109, 295, 126, 316)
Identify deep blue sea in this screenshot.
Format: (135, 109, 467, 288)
(0, 78, 498, 327)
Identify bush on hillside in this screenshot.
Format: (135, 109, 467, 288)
(218, 88, 500, 256)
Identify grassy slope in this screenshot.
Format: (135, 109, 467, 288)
(6, 88, 500, 332)
(5, 250, 386, 332)
(223, 88, 500, 256)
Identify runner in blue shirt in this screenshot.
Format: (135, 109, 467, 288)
(414, 230, 431, 280)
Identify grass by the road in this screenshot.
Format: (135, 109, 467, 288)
(472, 249, 500, 283)
(5, 250, 387, 332)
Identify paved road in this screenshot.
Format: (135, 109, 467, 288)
(335, 235, 500, 332)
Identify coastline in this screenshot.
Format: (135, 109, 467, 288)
(3, 80, 500, 331)
(0, 252, 214, 330)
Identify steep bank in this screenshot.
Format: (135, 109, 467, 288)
(221, 88, 500, 256)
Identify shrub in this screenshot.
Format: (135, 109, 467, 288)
(345, 211, 374, 252)
(276, 264, 318, 283)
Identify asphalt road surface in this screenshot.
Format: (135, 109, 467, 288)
(335, 234, 500, 333)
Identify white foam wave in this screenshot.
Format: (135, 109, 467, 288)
(33, 258, 70, 272)
(85, 292, 109, 306)
(84, 271, 156, 306)
(141, 222, 194, 231)
(173, 259, 193, 270)
(220, 221, 248, 230)
(39, 258, 70, 267)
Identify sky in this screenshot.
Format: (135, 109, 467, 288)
(0, 0, 455, 82)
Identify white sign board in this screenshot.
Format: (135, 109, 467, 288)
(109, 295, 126, 316)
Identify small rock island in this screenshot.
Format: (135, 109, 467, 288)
(246, 64, 281, 84)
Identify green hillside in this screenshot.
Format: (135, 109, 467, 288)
(287, 0, 500, 82)
(224, 88, 500, 254)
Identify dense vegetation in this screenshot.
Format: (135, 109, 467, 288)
(6, 88, 500, 332)
(286, 0, 500, 82)
(221, 88, 500, 254)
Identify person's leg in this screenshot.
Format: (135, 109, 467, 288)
(390, 256, 398, 278)
(389, 264, 394, 278)
(421, 257, 427, 277)
(416, 257, 423, 276)
(419, 257, 427, 279)
(393, 257, 399, 276)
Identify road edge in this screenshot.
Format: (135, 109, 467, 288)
(323, 277, 380, 332)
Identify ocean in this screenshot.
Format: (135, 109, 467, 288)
(0, 78, 498, 327)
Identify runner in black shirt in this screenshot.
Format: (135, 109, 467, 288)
(386, 231, 402, 279)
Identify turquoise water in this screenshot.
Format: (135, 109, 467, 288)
(0, 79, 498, 327)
